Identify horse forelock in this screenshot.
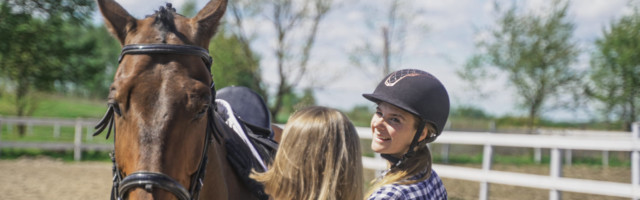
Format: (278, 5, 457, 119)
(149, 3, 179, 32)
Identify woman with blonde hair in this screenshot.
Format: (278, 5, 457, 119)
(251, 106, 364, 200)
(363, 69, 449, 199)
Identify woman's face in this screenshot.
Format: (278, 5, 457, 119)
(370, 102, 417, 158)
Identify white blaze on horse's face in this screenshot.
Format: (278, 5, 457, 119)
(97, 0, 235, 199)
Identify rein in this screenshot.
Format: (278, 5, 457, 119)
(94, 44, 215, 200)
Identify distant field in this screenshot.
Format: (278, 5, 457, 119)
(0, 93, 106, 118)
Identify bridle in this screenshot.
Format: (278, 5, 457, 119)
(94, 44, 216, 200)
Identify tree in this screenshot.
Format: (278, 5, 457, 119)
(458, 0, 581, 131)
(349, 0, 428, 79)
(226, 0, 332, 119)
(209, 27, 263, 92)
(587, 7, 640, 131)
(179, 0, 265, 95)
(0, 0, 97, 135)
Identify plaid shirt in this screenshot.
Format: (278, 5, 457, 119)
(367, 169, 447, 200)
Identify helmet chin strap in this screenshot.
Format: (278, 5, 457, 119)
(381, 120, 426, 168)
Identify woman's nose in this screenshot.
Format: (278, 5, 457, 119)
(371, 115, 384, 128)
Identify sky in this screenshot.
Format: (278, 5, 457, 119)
(95, 0, 633, 122)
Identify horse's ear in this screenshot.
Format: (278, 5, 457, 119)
(97, 0, 136, 45)
(193, 0, 228, 41)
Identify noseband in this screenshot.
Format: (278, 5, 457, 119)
(94, 44, 215, 200)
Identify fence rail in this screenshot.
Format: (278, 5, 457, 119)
(359, 123, 640, 200)
(0, 116, 109, 161)
(2, 116, 639, 199)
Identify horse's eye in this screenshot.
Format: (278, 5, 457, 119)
(196, 104, 209, 119)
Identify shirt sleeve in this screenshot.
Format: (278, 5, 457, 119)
(367, 185, 406, 200)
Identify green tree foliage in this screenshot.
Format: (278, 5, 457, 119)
(273, 88, 317, 123)
(209, 28, 265, 97)
(588, 7, 640, 131)
(346, 105, 374, 127)
(179, 0, 266, 99)
(451, 105, 493, 120)
(0, 0, 115, 135)
(459, 0, 580, 131)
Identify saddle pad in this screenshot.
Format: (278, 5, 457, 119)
(215, 99, 267, 170)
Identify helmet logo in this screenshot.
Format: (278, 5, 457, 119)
(384, 69, 429, 86)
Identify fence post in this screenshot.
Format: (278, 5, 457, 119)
(534, 129, 542, 164)
(53, 123, 60, 138)
(479, 132, 493, 200)
(632, 122, 640, 200)
(74, 118, 82, 161)
(441, 144, 450, 164)
(550, 148, 563, 200)
(565, 149, 572, 166)
(27, 121, 33, 136)
(86, 125, 92, 141)
(602, 150, 609, 167)
(0, 116, 3, 158)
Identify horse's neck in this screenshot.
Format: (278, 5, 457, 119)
(200, 124, 257, 199)
(199, 143, 230, 199)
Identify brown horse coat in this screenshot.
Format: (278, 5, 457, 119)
(97, 0, 260, 199)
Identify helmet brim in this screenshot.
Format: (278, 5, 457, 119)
(362, 93, 421, 118)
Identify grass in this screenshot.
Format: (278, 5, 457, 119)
(0, 148, 111, 162)
(0, 92, 106, 118)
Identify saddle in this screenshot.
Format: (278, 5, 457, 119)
(213, 86, 278, 200)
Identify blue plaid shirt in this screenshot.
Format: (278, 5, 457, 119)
(367, 169, 447, 200)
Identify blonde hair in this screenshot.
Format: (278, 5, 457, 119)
(365, 122, 437, 198)
(251, 106, 364, 200)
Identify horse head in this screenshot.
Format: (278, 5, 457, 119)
(95, 0, 243, 199)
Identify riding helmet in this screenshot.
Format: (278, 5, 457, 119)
(363, 69, 450, 142)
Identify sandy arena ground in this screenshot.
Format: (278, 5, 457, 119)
(0, 157, 111, 200)
(0, 157, 631, 200)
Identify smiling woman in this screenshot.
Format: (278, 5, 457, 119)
(362, 69, 450, 200)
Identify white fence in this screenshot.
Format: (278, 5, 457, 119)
(358, 123, 640, 200)
(0, 116, 111, 161)
(2, 116, 639, 199)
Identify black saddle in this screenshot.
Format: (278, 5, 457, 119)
(214, 86, 278, 200)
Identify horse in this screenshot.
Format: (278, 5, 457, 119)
(93, 0, 275, 199)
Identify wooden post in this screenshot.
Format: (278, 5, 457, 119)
(479, 133, 493, 200)
(74, 118, 82, 161)
(53, 123, 60, 138)
(27, 121, 33, 136)
(86, 125, 92, 141)
(0, 116, 3, 157)
(602, 150, 609, 167)
(441, 144, 450, 164)
(632, 122, 639, 200)
(550, 148, 563, 200)
(565, 149, 572, 166)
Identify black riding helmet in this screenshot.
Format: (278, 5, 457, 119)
(363, 69, 450, 165)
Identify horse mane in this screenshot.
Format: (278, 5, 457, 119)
(147, 3, 182, 35)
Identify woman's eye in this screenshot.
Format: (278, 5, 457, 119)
(390, 118, 400, 123)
